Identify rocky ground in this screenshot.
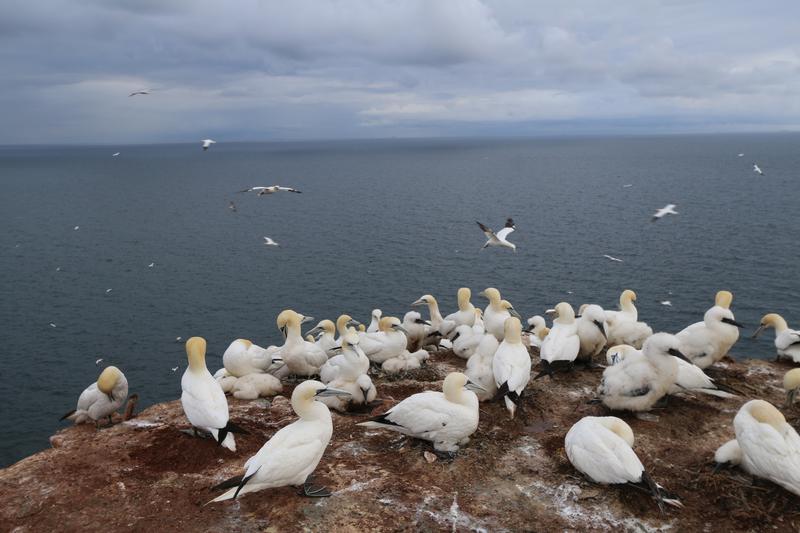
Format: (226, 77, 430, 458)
(2, 350, 799, 532)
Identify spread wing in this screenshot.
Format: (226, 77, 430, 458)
(496, 226, 514, 241)
(476, 221, 495, 240)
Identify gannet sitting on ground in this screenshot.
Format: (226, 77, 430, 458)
(357, 316, 408, 364)
(306, 320, 338, 357)
(181, 337, 246, 451)
(605, 289, 652, 349)
(538, 302, 580, 378)
(381, 349, 430, 374)
(222, 339, 283, 377)
(366, 309, 382, 333)
(714, 439, 756, 475)
(785, 369, 800, 407)
(598, 333, 690, 412)
(493, 317, 531, 418)
(452, 309, 486, 359)
(228, 373, 284, 400)
(412, 294, 457, 341)
(481, 288, 521, 341)
(476, 218, 516, 251)
(465, 334, 500, 401)
(210, 380, 351, 502)
(734, 399, 800, 496)
(319, 329, 369, 384)
(565, 416, 682, 511)
(753, 313, 800, 363)
(676, 306, 744, 369)
(358, 372, 481, 455)
(274, 311, 327, 377)
(444, 288, 476, 329)
(60, 366, 128, 426)
(402, 311, 431, 351)
(576, 304, 608, 362)
(524, 315, 548, 349)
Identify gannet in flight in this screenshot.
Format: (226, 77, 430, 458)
(753, 313, 800, 363)
(210, 380, 351, 502)
(651, 204, 677, 222)
(112, 152, 120, 157)
(565, 416, 682, 511)
(476, 218, 516, 251)
(358, 372, 481, 455)
(60, 366, 128, 427)
(201, 139, 216, 151)
(239, 186, 302, 196)
(228, 201, 237, 212)
(263, 236, 279, 247)
(128, 89, 150, 97)
(753, 164, 763, 175)
(603, 254, 623, 263)
(181, 337, 246, 451)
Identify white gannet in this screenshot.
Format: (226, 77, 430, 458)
(576, 303, 608, 362)
(453, 309, 486, 359)
(181, 337, 245, 451)
(651, 204, 677, 222)
(320, 328, 369, 384)
(112, 152, 120, 157)
(605, 290, 652, 349)
(238, 185, 302, 196)
(229, 373, 283, 400)
(476, 218, 516, 251)
(538, 302, 581, 377)
(785, 369, 800, 407)
(366, 309, 383, 333)
(661, 300, 672, 307)
(306, 319, 338, 357)
(402, 311, 431, 351)
(603, 254, 624, 263)
(357, 316, 408, 364)
(332, 314, 362, 347)
(753, 163, 763, 175)
(358, 372, 481, 455)
(676, 305, 744, 370)
(263, 236, 279, 247)
(274, 310, 328, 377)
(714, 439, 756, 475)
(381, 349, 429, 374)
(465, 334, 500, 401)
(222, 338, 283, 377)
(201, 139, 216, 151)
(128, 89, 150, 97)
(412, 294, 457, 342)
(524, 315, 548, 349)
(753, 313, 800, 363)
(210, 380, 351, 501)
(480, 288, 521, 341)
(734, 399, 800, 496)
(493, 317, 531, 418)
(565, 416, 682, 511)
(322, 373, 377, 412)
(444, 288, 476, 329)
(598, 333, 690, 412)
(60, 366, 128, 426)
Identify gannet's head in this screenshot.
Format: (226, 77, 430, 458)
(356, 374, 374, 402)
(382, 316, 407, 334)
(358, 324, 366, 332)
(185, 336, 208, 372)
(474, 308, 483, 318)
(526, 315, 546, 332)
(235, 339, 253, 349)
(538, 327, 550, 340)
(97, 365, 123, 402)
(411, 294, 437, 307)
(600, 416, 635, 447)
(503, 316, 523, 343)
(342, 329, 360, 349)
(553, 302, 576, 323)
(706, 306, 743, 329)
(713, 440, 743, 471)
(480, 287, 501, 304)
(336, 314, 361, 333)
(307, 319, 335, 339)
(784, 369, 800, 408)
(501, 300, 522, 320)
(442, 372, 484, 400)
(305, 334, 315, 342)
(745, 399, 786, 430)
(606, 344, 635, 366)
(372, 308, 383, 320)
(276, 310, 300, 337)
(403, 310, 430, 327)
(715, 290, 733, 309)
(578, 303, 589, 315)
(457, 288, 471, 310)
(579, 305, 606, 337)
(753, 313, 787, 338)
(291, 379, 351, 414)
(620, 289, 637, 305)
(642, 332, 690, 362)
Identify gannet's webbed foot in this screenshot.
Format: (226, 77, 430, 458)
(300, 476, 332, 498)
(433, 449, 458, 461)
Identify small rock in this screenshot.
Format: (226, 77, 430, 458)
(423, 451, 437, 463)
(49, 435, 65, 448)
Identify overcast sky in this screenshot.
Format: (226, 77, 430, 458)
(2, 0, 799, 144)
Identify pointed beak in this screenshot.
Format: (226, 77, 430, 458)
(300, 315, 315, 325)
(721, 317, 744, 329)
(545, 308, 556, 316)
(306, 326, 323, 338)
(465, 380, 486, 392)
(391, 324, 409, 334)
(478, 291, 487, 298)
(315, 387, 352, 398)
(346, 319, 362, 328)
(786, 388, 798, 409)
(106, 392, 115, 403)
(752, 324, 766, 339)
(411, 298, 426, 307)
(508, 307, 522, 320)
(594, 320, 607, 339)
(271, 355, 284, 364)
(668, 347, 692, 363)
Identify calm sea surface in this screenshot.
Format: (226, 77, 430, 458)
(1, 134, 798, 466)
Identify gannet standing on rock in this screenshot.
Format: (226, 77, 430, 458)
(493, 317, 531, 418)
(524, 315, 548, 349)
(481, 288, 521, 341)
(60, 366, 128, 426)
(598, 333, 690, 412)
(306, 320, 338, 357)
(465, 334, 500, 401)
(402, 311, 430, 351)
(358, 372, 481, 456)
(538, 302, 580, 378)
(444, 288, 476, 329)
(366, 309, 382, 333)
(676, 306, 744, 370)
(357, 316, 408, 364)
(319, 331, 376, 412)
(181, 337, 246, 451)
(733, 399, 800, 496)
(565, 416, 683, 511)
(275, 310, 328, 377)
(412, 294, 457, 342)
(605, 290, 652, 349)
(452, 309, 486, 359)
(785, 369, 800, 407)
(753, 313, 800, 363)
(576, 304, 608, 362)
(210, 380, 351, 502)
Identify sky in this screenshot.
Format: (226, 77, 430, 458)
(1, 0, 799, 144)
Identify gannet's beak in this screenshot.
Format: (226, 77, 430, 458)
(465, 380, 486, 392)
(361, 387, 371, 402)
(545, 308, 556, 316)
(752, 325, 766, 338)
(279, 325, 287, 338)
(299, 315, 315, 325)
(786, 388, 798, 409)
(329, 346, 343, 355)
(411, 298, 426, 307)
(594, 320, 607, 339)
(508, 307, 522, 320)
(478, 290, 487, 298)
(315, 387, 352, 398)
(346, 319, 362, 328)
(306, 325, 323, 337)
(610, 353, 620, 365)
(414, 318, 431, 326)
(106, 392, 115, 403)
(668, 347, 692, 363)
(271, 355, 283, 364)
(721, 317, 744, 329)
(391, 324, 409, 334)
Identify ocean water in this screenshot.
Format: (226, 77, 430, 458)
(1, 134, 798, 466)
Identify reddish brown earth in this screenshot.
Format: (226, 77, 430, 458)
(2, 351, 799, 532)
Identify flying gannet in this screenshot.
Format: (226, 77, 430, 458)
(476, 218, 516, 251)
(201, 139, 216, 151)
(651, 204, 677, 222)
(239, 185, 302, 195)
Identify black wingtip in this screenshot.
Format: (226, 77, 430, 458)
(59, 409, 76, 421)
(505, 217, 514, 228)
(233, 468, 259, 499)
(366, 412, 403, 428)
(211, 474, 244, 492)
(225, 421, 249, 435)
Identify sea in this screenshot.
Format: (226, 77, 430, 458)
(1, 133, 798, 466)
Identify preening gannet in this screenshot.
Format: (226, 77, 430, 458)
(452, 309, 485, 359)
(605, 290, 652, 349)
(538, 302, 580, 377)
(565, 416, 682, 511)
(402, 311, 431, 351)
(493, 317, 531, 418)
(477, 218, 516, 251)
(319, 328, 369, 384)
(481, 288, 521, 341)
(381, 349, 429, 374)
(366, 309, 382, 333)
(785, 369, 800, 407)
(444, 288, 477, 329)
(358, 372, 481, 454)
(210, 380, 351, 501)
(753, 313, 800, 363)
(412, 294, 457, 340)
(714, 439, 755, 475)
(465, 334, 500, 401)
(734, 399, 800, 496)
(576, 304, 608, 361)
(676, 305, 744, 369)
(223, 338, 283, 377)
(60, 366, 128, 426)
(181, 337, 246, 451)
(357, 316, 408, 364)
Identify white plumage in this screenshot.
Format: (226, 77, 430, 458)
(452, 309, 485, 359)
(480, 288, 520, 341)
(676, 305, 743, 369)
(540, 302, 581, 368)
(444, 288, 477, 329)
(714, 439, 756, 475)
(402, 311, 430, 352)
(753, 313, 800, 363)
(493, 317, 531, 418)
(273, 310, 328, 377)
(412, 294, 457, 341)
(357, 316, 408, 364)
(524, 315, 548, 349)
(222, 338, 283, 377)
(61, 366, 128, 425)
(319, 329, 369, 385)
(465, 334, 500, 401)
(477, 218, 516, 251)
(366, 309, 382, 333)
(576, 304, 608, 361)
(605, 289, 652, 349)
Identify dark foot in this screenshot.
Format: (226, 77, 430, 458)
(433, 449, 457, 461)
(300, 476, 332, 497)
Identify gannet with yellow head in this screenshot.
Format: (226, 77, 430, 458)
(538, 302, 581, 377)
(412, 294, 457, 341)
(357, 316, 408, 364)
(60, 365, 128, 426)
(222, 338, 283, 378)
(493, 317, 531, 418)
(444, 288, 477, 329)
(753, 313, 800, 363)
(480, 288, 521, 341)
(306, 319, 338, 357)
(676, 302, 744, 369)
(784, 368, 800, 407)
(465, 333, 500, 401)
(320, 330, 377, 412)
(275, 310, 328, 376)
(604, 290, 652, 349)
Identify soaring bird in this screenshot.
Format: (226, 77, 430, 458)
(651, 204, 677, 222)
(476, 218, 516, 251)
(128, 89, 150, 97)
(239, 186, 302, 196)
(201, 139, 216, 151)
(753, 164, 764, 175)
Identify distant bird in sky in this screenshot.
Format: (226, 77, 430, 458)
(603, 254, 624, 263)
(476, 218, 516, 251)
(623, 184, 633, 188)
(753, 164, 764, 175)
(56, 267, 61, 271)
(171, 366, 179, 372)
(128, 89, 151, 97)
(95, 358, 103, 365)
(201, 139, 216, 151)
(263, 236, 279, 247)
(105, 288, 112, 294)
(73, 226, 80, 231)
(148, 262, 155, 268)
(661, 301, 672, 307)
(228, 201, 237, 212)
(239, 186, 302, 196)
(112, 152, 120, 157)
(738, 153, 744, 157)
(50, 323, 57, 328)
(651, 204, 677, 222)
(175, 336, 183, 342)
